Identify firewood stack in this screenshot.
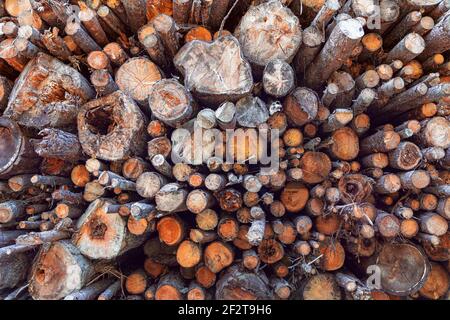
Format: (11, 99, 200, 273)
(0, 0, 449, 301)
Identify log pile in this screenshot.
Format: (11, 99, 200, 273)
(0, 0, 449, 301)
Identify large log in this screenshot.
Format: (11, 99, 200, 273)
(29, 240, 95, 300)
(4, 53, 95, 130)
(0, 117, 41, 179)
(174, 35, 253, 106)
(77, 91, 147, 161)
(73, 199, 149, 259)
(234, 1, 302, 72)
(215, 264, 273, 300)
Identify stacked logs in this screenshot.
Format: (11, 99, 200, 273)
(0, 0, 449, 301)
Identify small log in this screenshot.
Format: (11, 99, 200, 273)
(103, 42, 129, 66)
(204, 241, 234, 273)
(418, 13, 450, 60)
(65, 278, 115, 300)
(152, 14, 179, 60)
(176, 240, 202, 268)
(258, 238, 284, 265)
(418, 116, 450, 149)
(122, 0, 147, 32)
(283, 87, 319, 127)
(155, 183, 188, 213)
(299, 152, 332, 183)
(186, 189, 215, 214)
(216, 188, 243, 212)
(65, 20, 102, 54)
(137, 24, 170, 70)
(195, 209, 218, 231)
(148, 79, 196, 128)
(388, 141, 422, 170)
(155, 272, 186, 300)
(419, 212, 448, 236)
(398, 170, 431, 190)
(375, 173, 402, 194)
(78, 1, 109, 47)
(384, 32, 425, 64)
(262, 59, 295, 98)
(97, 280, 121, 300)
(359, 130, 401, 155)
(0, 200, 25, 224)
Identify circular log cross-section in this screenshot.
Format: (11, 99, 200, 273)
(262, 59, 295, 98)
(283, 87, 319, 127)
(115, 57, 162, 105)
(235, 1, 302, 68)
(299, 152, 332, 184)
(77, 91, 147, 161)
(148, 79, 195, 128)
(174, 35, 253, 106)
(376, 243, 430, 296)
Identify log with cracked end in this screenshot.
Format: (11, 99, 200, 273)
(77, 90, 147, 161)
(174, 35, 254, 106)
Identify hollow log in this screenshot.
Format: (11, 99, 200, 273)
(77, 90, 147, 161)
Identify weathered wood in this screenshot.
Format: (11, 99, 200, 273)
(305, 18, 364, 90)
(148, 79, 196, 128)
(0, 117, 41, 179)
(29, 240, 94, 300)
(4, 53, 95, 130)
(235, 1, 302, 71)
(77, 90, 147, 161)
(115, 57, 162, 105)
(74, 199, 149, 259)
(174, 35, 253, 106)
